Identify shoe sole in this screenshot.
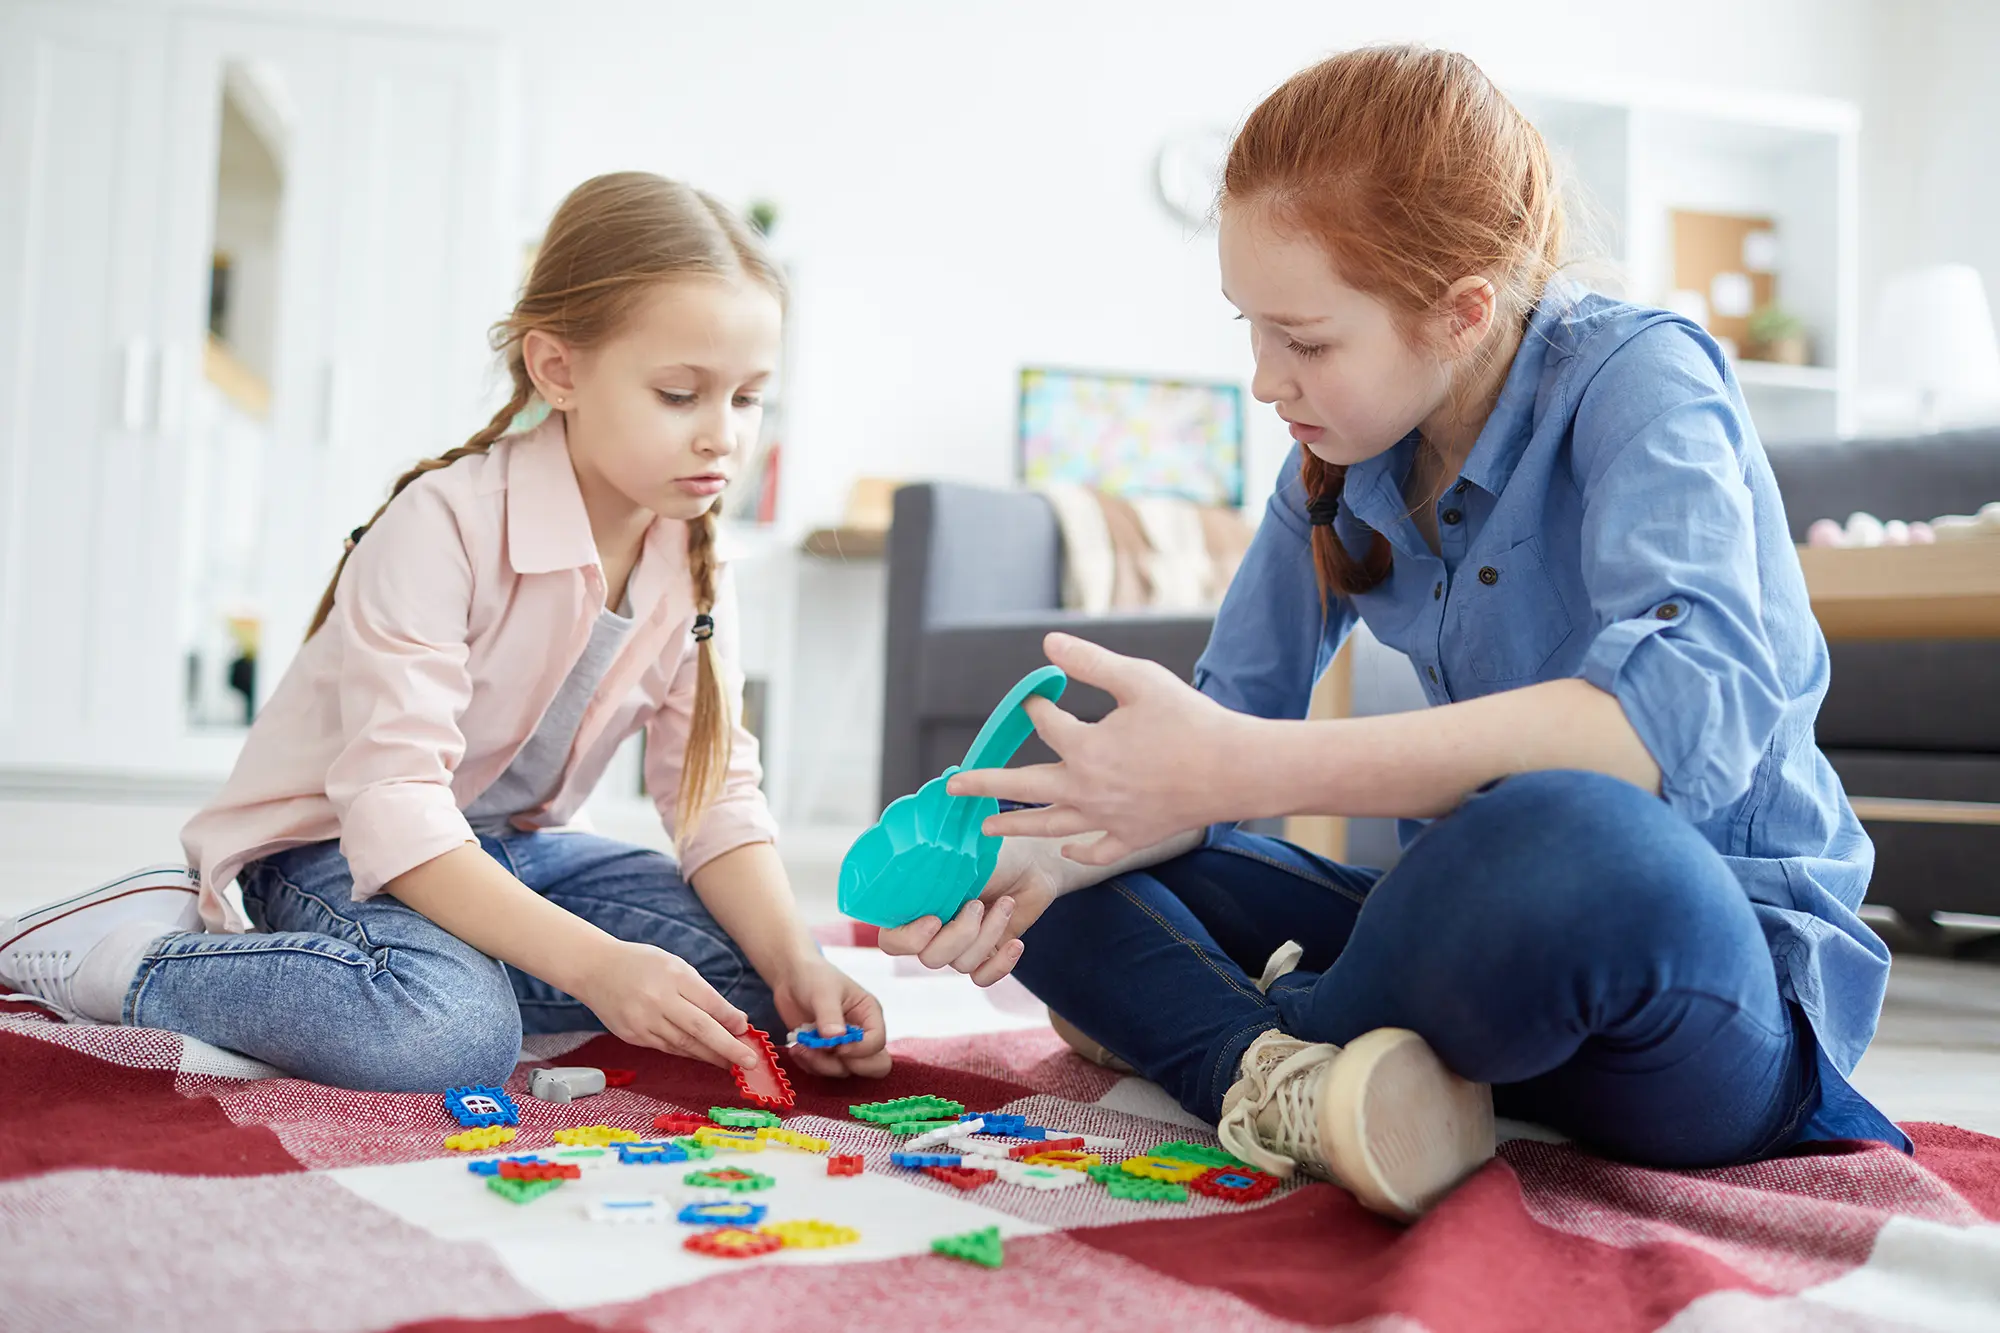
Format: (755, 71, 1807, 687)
(1321, 1027, 1495, 1222)
(1, 864, 198, 952)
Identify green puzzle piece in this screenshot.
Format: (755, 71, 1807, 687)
(887, 1119, 963, 1136)
(1088, 1166, 1187, 1202)
(684, 1167, 775, 1193)
(486, 1176, 563, 1205)
(709, 1107, 782, 1129)
(849, 1095, 965, 1124)
(931, 1224, 1005, 1269)
(1149, 1140, 1250, 1171)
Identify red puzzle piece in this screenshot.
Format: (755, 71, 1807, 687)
(731, 1026, 796, 1110)
(1188, 1164, 1280, 1203)
(827, 1154, 865, 1177)
(923, 1164, 997, 1191)
(600, 1068, 636, 1087)
(1009, 1136, 1085, 1160)
(498, 1160, 581, 1182)
(653, 1112, 716, 1136)
(683, 1226, 784, 1259)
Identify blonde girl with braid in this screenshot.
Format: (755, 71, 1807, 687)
(0, 174, 889, 1090)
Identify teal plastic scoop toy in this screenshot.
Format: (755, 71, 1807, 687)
(838, 665, 1068, 928)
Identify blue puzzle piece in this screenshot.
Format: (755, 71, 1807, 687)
(1211, 1171, 1259, 1189)
(444, 1085, 520, 1128)
(615, 1140, 690, 1164)
(465, 1155, 545, 1176)
(1013, 1125, 1052, 1141)
(967, 1112, 1026, 1136)
(891, 1150, 963, 1168)
(792, 1024, 866, 1049)
(678, 1200, 768, 1226)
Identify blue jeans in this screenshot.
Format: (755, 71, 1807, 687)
(124, 830, 780, 1091)
(1013, 770, 1819, 1169)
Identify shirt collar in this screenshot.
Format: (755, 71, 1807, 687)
(1457, 298, 1563, 497)
(503, 412, 602, 575)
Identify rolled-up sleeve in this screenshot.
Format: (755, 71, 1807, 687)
(645, 561, 779, 878)
(1194, 444, 1354, 720)
(1572, 325, 1785, 823)
(324, 479, 479, 898)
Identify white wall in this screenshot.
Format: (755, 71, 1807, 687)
(1860, 0, 2000, 376)
(516, 0, 1879, 523)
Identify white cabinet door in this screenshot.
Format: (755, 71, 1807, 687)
(0, 1, 170, 766)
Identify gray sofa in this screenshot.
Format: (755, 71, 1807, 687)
(880, 428, 2000, 932)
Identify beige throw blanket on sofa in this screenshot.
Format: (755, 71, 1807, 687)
(1038, 482, 1252, 613)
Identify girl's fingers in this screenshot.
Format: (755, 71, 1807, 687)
(950, 895, 1015, 974)
(876, 916, 942, 957)
(785, 1043, 849, 1078)
(679, 974, 749, 1032)
(915, 900, 986, 969)
(840, 990, 888, 1056)
(969, 937, 1026, 988)
(675, 1002, 760, 1068)
(946, 762, 1066, 806)
(982, 804, 1096, 839)
(835, 1047, 893, 1078)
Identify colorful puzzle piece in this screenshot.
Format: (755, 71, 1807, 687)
(1008, 1137, 1083, 1160)
(761, 1219, 861, 1249)
(995, 1160, 1089, 1190)
(465, 1154, 543, 1175)
(965, 1112, 1025, 1136)
(691, 1126, 766, 1153)
(498, 1160, 581, 1181)
(905, 1119, 975, 1151)
(553, 1125, 639, 1147)
(931, 1224, 1005, 1269)
(1189, 1165, 1281, 1202)
(683, 1226, 783, 1258)
(891, 1151, 962, 1169)
(1024, 1149, 1101, 1172)
(1091, 1167, 1188, 1202)
(614, 1141, 690, 1165)
(443, 1126, 517, 1152)
(546, 1146, 614, 1170)
(486, 1175, 563, 1205)
(887, 1119, 963, 1136)
(791, 1024, 865, 1048)
(670, 1136, 717, 1160)
(1120, 1154, 1206, 1183)
(709, 1106, 781, 1129)
(444, 1085, 519, 1128)
(731, 1026, 796, 1110)
(757, 1127, 831, 1154)
(948, 1136, 1013, 1161)
(1150, 1140, 1251, 1171)
(924, 1164, 997, 1191)
(678, 1200, 768, 1226)
(653, 1112, 716, 1136)
(850, 1095, 965, 1125)
(827, 1153, 865, 1176)
(684, 1166, 775, 1193)
(600, 1068, 636, 1087)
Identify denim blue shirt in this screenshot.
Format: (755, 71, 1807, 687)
(1194, 290, 1904, 1149)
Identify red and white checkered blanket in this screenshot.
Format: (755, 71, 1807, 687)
(5, 1003, 1998, 1333)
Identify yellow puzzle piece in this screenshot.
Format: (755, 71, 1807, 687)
(1024, 1149, 1102, 1172)
(1120, 1154, 1206, 1183)
(553, 1125, 640, 1147)
(443, 1126, 517, 1152)
(756, 1127, 832, 1154)
(761, 1219, 860, 1249)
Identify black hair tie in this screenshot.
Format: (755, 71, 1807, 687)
(691, 614, 715, 642)
(1306, 494, 1341, 527)
(344, 524, 370, 552)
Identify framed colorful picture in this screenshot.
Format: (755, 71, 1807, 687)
(1017, 367, 1245, 507)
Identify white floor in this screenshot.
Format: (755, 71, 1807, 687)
(2, 791, 1996, 1134)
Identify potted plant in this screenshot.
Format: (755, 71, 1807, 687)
(1745, 304, 1811, 365)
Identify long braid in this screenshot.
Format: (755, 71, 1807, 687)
(305, 361, 534, 638)
(676, 506, 733, 836)
(1301, 450, 1392, 601)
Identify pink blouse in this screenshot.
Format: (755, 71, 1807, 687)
(180, 415, 776, 931)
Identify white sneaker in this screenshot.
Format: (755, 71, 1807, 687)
(1219, 945, 1496, 1222)
(0, 865, 201, 1020)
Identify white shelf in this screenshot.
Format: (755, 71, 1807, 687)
(1732, 360, 1841, 392)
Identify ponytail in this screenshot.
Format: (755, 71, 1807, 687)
(675, 508, 733, 836)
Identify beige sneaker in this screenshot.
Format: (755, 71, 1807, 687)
(1218, 1026, 1495, 1222)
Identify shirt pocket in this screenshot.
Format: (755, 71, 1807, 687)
(1454, 535, 1574, 685)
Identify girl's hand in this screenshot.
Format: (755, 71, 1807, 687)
(571, 940, 763, 1070)
(876, 835, 1068, 985)
(772, 953, 891, 1078)
(947, 632, 1260, 863)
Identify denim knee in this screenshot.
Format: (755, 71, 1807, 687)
(310, 955, 523, 1093)
(1409, 770, 1754, 969)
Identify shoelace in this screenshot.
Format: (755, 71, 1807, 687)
(1257, 940, 1304, 993)
(1, 949, 82, 1018)
(1219, 1038, 1341, 1177)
